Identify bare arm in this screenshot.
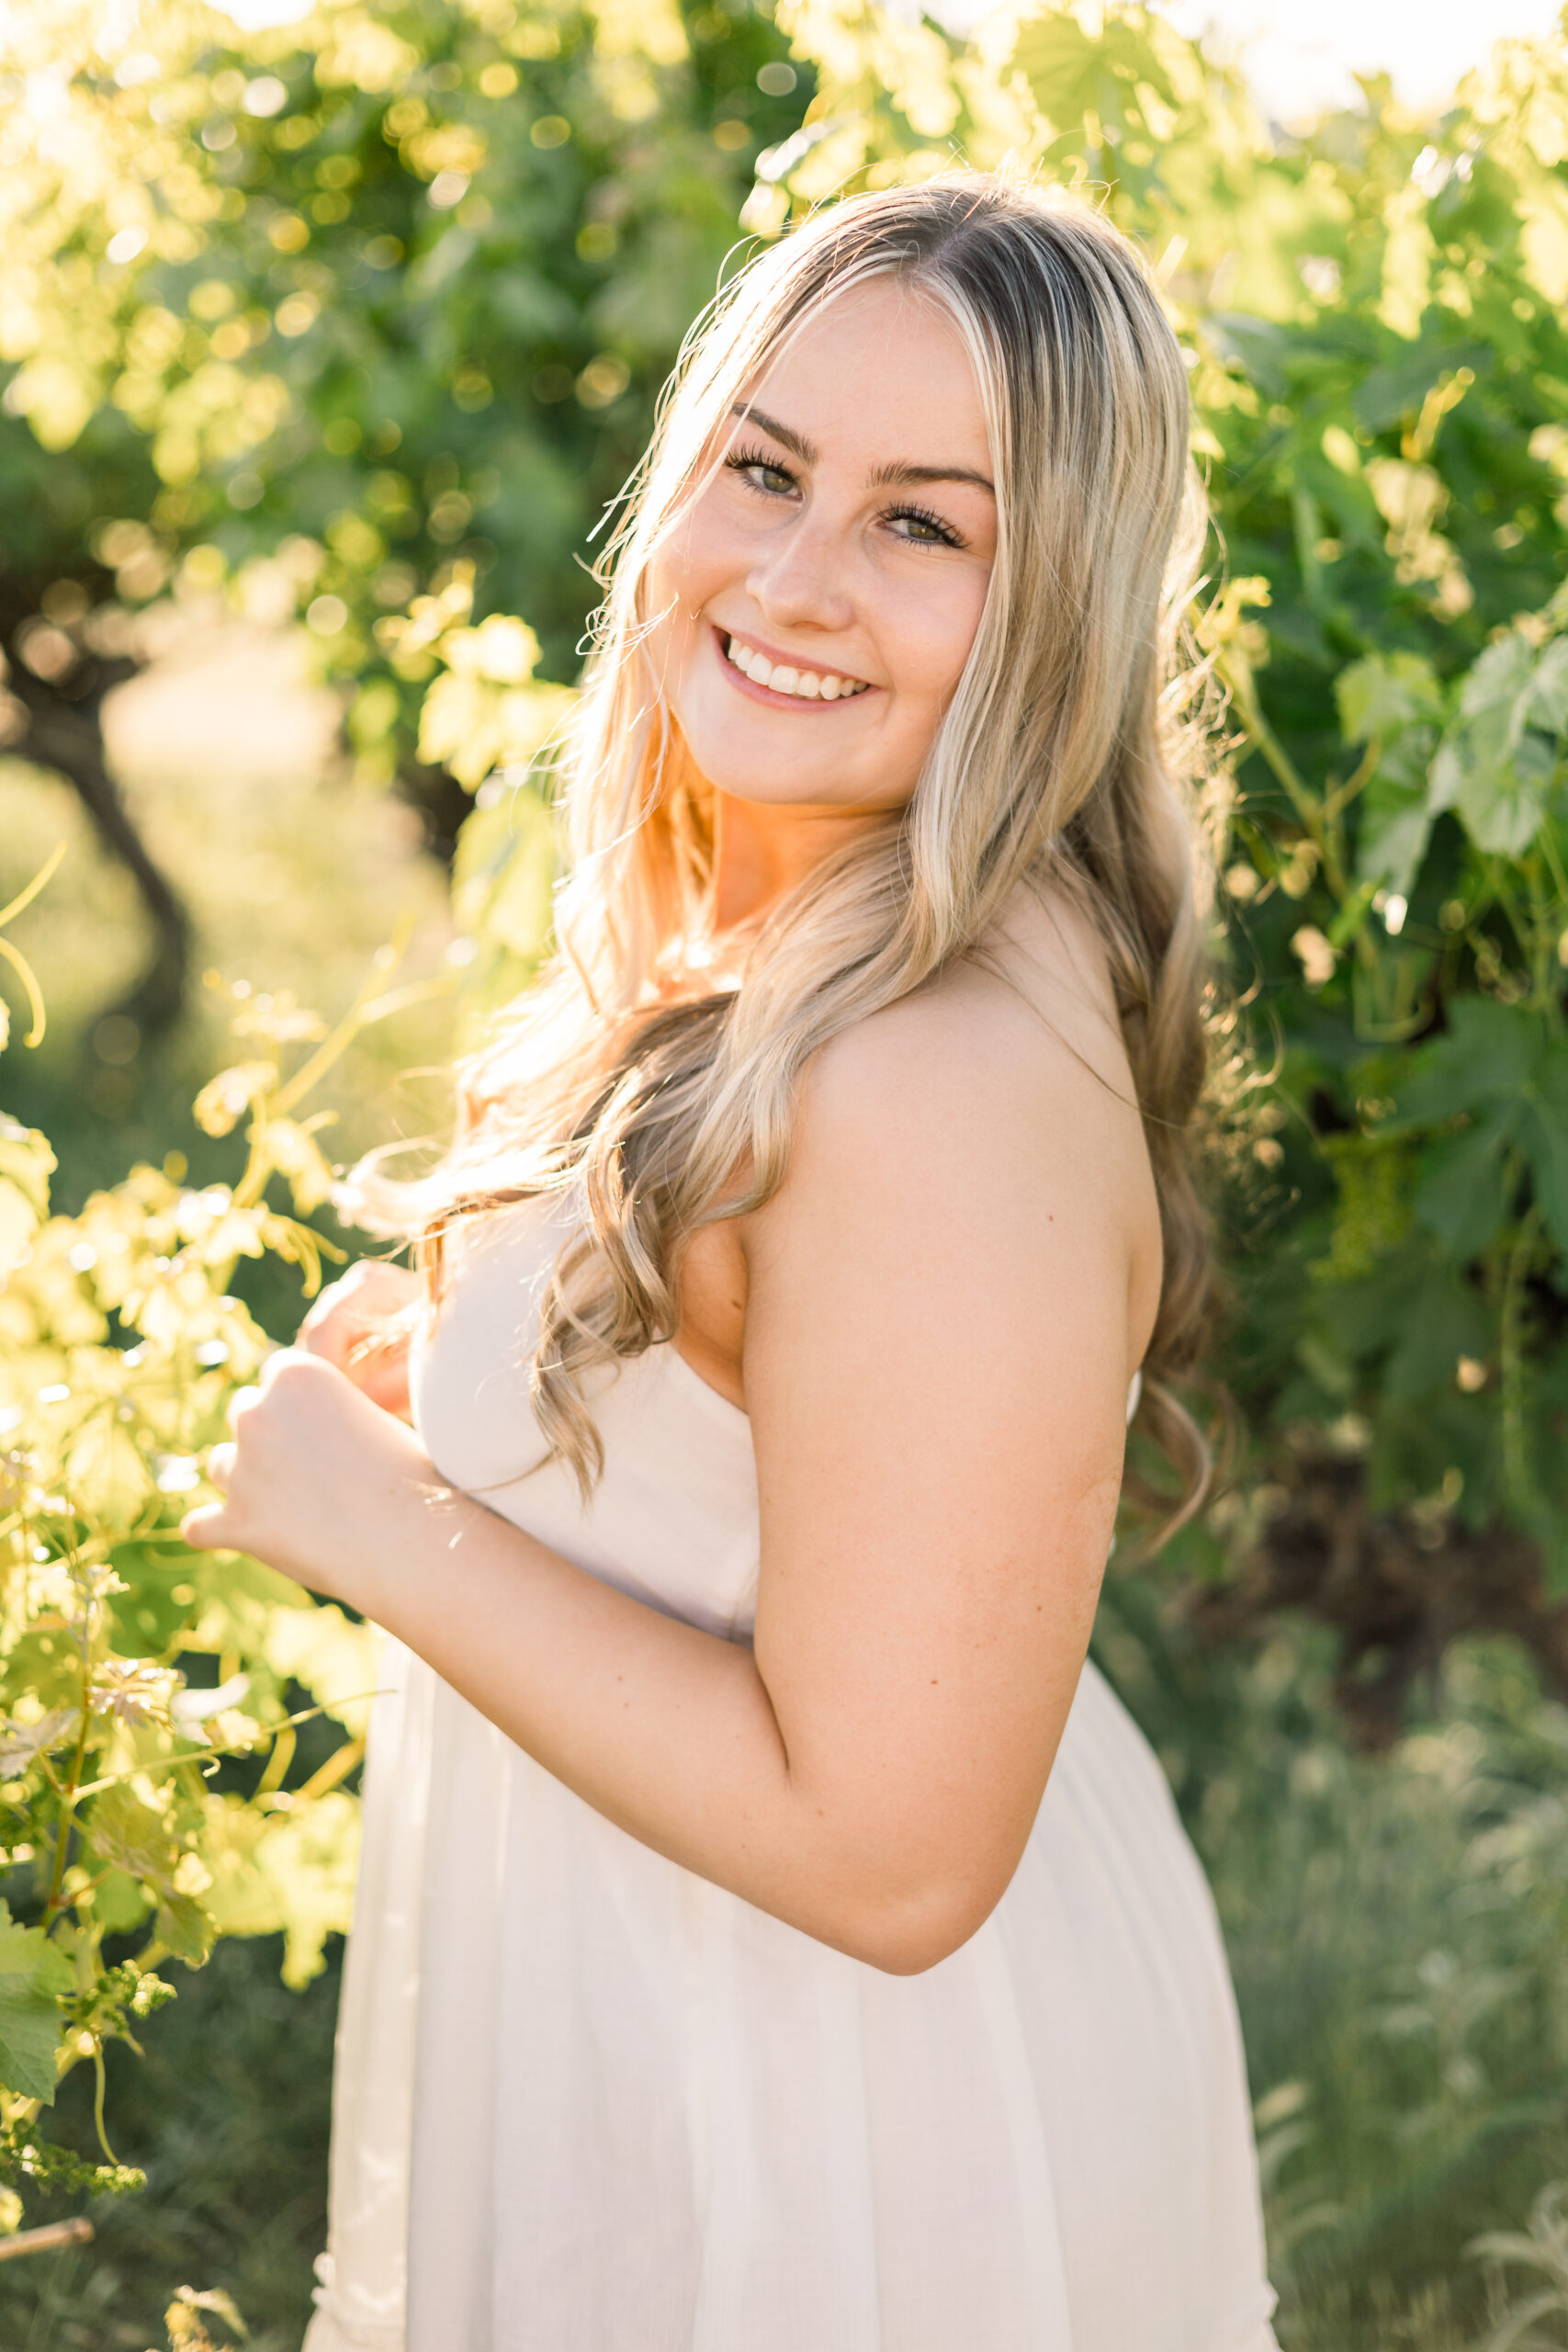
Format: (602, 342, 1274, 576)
(186, 984, 1154, 1973)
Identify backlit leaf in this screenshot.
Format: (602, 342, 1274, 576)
(0, 1902, 72, 2105)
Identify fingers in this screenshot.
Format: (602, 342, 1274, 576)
(298, 1261, 419, 1363)
(298, 1304, 361, 1368)
(181, 1503, 229, 1552)
(225, 1385, 260, 1437)
(188, 1355, 316, 1552)
(353, 1355, 414, 1420)
(298, 1265, 418, 1415)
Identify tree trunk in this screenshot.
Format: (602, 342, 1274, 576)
(3, 642, 190, 1035)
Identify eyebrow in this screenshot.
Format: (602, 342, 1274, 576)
(728, 402, 995, 497)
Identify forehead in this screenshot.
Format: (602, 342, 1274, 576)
(739, 278, 989, 473)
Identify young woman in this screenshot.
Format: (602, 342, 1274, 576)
(186, 174, 1280, 2351)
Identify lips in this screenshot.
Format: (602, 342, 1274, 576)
(719, 629, 872, 703)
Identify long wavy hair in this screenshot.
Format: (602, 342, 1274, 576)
(348, 171, 1219, 1522)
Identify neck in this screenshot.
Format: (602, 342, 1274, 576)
(710, 789, 892, 936)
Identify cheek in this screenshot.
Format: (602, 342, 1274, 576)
(642, 558, 703, 701)
(659, 490, 740, 602)
(648, 514, 733, 670)
(888, 578, 987, 719)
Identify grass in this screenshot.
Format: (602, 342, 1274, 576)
(1093, 1574, 1568, 2346)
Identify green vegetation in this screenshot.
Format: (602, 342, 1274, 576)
(5, 0, 1568, 2340)
(0, 866, 407, 2239)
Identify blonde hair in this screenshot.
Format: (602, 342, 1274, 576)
(352, 171, 1218, 1522)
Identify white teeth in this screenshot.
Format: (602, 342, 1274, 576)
(724, 635, 865, 701)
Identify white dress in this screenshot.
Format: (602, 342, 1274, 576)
(302, 1198, 1280, 2352)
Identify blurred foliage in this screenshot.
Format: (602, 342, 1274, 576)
(0, 875, 424, 2228)
(0, 0, 809, 704)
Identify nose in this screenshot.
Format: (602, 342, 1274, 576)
(744, 507, 855, 638)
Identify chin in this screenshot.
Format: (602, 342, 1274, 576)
(677, 722, 829, 808)
(711, 766, 853, 811)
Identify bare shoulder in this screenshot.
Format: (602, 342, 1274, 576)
(795, 884, 1148, 1202)
(745, 877, 1162, 1376)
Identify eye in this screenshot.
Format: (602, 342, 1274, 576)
(724, 445, 797, 498)
(885, 503, 962, 550)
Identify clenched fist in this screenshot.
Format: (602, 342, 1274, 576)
(182, 1346, 448, 1612)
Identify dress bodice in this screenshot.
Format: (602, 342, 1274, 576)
(411, 1197, 762, 1642)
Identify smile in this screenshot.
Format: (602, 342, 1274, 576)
(719, 630, 872, 703)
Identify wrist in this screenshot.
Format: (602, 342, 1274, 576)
(346, 1457, 478, 1634)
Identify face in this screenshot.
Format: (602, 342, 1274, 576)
(648, 278, 998, 822)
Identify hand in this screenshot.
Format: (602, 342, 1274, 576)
(297, 1259, 421, 1421)
(181, 1349, 446, 1612)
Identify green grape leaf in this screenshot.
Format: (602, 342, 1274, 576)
(1337, 650, 1446, 743)
(0, 1120, 54, 1216)
(0, 1903, 73, 2105)
(1427, 629, 1568, 855)
(2, 1633, 85, 1715)
(263, 1603, 380, 1736)
(1431, 720, 1552, 857)
(199, 1789, 360, 1986)
(1458, 630, 1540, 738)
(1528, 636, 1568, 734)
(91, 1871, 152, 1936)
(1420, 631, 1562, 854)
(256, 1792, 360, 1990)
(1393, 1005, 1568, 1257)
(1356, 774, 1434, 896)
(107, 1544, 198, 1658)
(1010, 14, 1107, 127)
(1416, 1124, 1514, 1257)
(64, 1417, 154, 1523)
(1390, 1002, 1535, 1257)
(154, 1892, 215, 1970)
(1390, 998, 1537, 1125)
(1519, 1040, 1568, 1257)
(1383, 1272, 1490, 1402)
(1201, 311, 1292, 397)
(84, 1782, 178, 1891)
(452, 784, 558, 968)
(1351, 342, 1490, 433)
(0, 1709, 80, 1778)
(1339, 652, 1448, 894)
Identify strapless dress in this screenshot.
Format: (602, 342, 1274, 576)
(303, 1196, 1278, 2351)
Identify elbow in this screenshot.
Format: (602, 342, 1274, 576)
(835, 1883, 998, 1978)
